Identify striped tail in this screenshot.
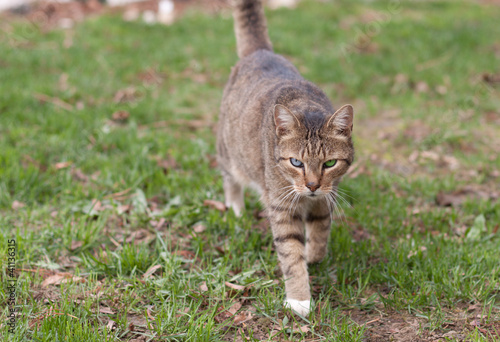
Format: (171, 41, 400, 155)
(233, 0, 273, 58)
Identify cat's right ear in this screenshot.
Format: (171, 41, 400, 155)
(274, 104, 300, 136)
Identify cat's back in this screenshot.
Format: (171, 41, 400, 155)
(224, 50, 302, 98)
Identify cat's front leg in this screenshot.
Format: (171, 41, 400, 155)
(305, 200, 332, 264)
(270, 207, 311, 316)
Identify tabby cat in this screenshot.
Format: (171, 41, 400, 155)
(216, 0, 355, 315)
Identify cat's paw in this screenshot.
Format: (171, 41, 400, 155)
(284, 298, 311, 316)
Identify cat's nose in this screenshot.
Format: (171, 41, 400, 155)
(306, 182, 319, 192)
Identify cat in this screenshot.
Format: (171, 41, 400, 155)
(216, 0, 354, 316)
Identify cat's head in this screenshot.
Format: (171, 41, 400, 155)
(273, 103, 354, 198)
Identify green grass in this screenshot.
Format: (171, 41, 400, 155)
(1, 0, 500, 340)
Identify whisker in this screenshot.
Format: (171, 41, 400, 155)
(333, 186, 357, 202)
(333, 190, 353, 210)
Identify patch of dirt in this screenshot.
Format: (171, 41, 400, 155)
(350, 308, 500, 341)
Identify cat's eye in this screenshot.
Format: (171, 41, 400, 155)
(290, 158, 304, 168)
(323, 159, 337, 168)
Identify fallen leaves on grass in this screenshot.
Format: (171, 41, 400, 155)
(53, 161, 73, 170)
(111, 110, 130, 123)
(233, 311, 253, 325)
(12, 200, 26, 210)
(199, 281, 208, 292)
(71, 168, 89, 182)
(482, 72, 500, 85)
(436, 187, 497, 207)
(156, 155, 178, 172)
(142, 264, 162, 279)
(99, 307, 115, 315)
(34, 93, 73, 111)
(113, 87, 139, 103)
(409, 150, 459, 170)
(203, 199, 226, 212)
(192, 223, 207, 233)
(42, 272, 84, 287)
(70, 240, 83, 251)
(106, 319, 117, 331)
(225, 282, 246, 291)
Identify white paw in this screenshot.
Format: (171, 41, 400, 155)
(284, 298, 311, 316)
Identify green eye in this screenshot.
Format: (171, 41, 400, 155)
(324, 159, 337, 168)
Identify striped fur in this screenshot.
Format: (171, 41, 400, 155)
(217, 0, 355, 315)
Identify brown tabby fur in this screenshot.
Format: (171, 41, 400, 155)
(216, 0, 355, 314)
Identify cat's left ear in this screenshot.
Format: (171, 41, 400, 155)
(326, 104, 354, 136)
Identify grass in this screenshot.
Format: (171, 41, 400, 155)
(1, 0, 500, 340)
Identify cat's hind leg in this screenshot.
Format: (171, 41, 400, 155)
(222, 172, 244, 217)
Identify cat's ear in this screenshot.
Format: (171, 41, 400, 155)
(274, 104, 300, 136)
(326, 104, 354, 136)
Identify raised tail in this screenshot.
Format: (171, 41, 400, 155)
(233, 0, 273, 58)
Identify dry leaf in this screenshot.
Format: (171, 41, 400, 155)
(106, 319, 116, 330)
(225, 282, 245, 291)
(111, 110, 130, 123)
(54, 161, 72, 170)
(227, 302, 242, 315)
(42, 273, 83, 287)
(100, 307, 115, 314)
(143, 265, 162, 279)
(70, 240, 83, 250)
(293, 324, 310, 333)
(146, 307, 155, 321)
(71, 168, 88, 182)
(193, 224, 207, 233)
(203, 200, 226, 212)
(199, 281, 208, 292)
(113, 87, 137, 103)
(157, 156, 178, 171)
(234, 311, 253, 325)
(12, 200, 26, 210)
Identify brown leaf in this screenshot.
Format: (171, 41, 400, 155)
(293, 324, 310, 333)
(111, 110, 130, 123)
(113, 87, 138, 103)
(100, 307, 115, 315)
(156, 156, 178, 171)
(143, 265, 162, 279)
(225, 282, 245, 291)
(146, 307, 155, 321)
(234, 311, 253, 325)
(193, 224, 207, 233)
(42, 273, 83, 287)
(125, 229, 152, 244)
(34, 93, 73, 111)
(71, 168, 88, 182)
(54, 161, 72, 170)
(227, 302, 242, 316)
(70, 240, 83, 250)
(106, 319, 116, 330)
(414, 81, 429, 93)
(12, 200, 26, 210)
(199, 281, 208, 292)
(482, 72, 500, 85)
(203, 200, 226, 212)
(175, 250, 196, 260)
(436, 187, 492, 207)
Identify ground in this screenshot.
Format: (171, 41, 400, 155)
(0, 0, 499, 341)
